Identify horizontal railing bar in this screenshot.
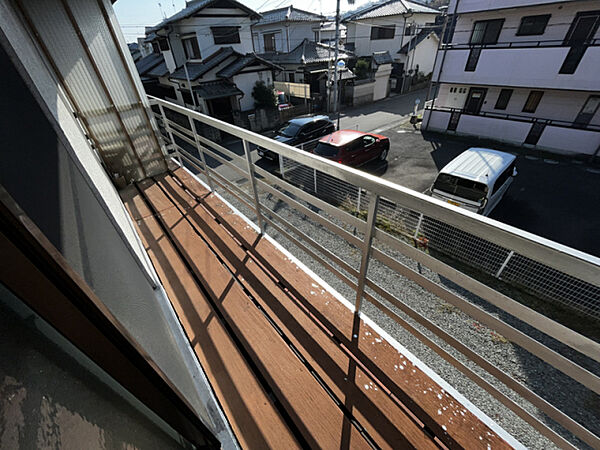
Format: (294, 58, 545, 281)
(195, 134, 246, 165)
(252, 165, 366, 233)
(177, 149, 205, 173)
(150, 97, 600, 288)
(207, 168, 255, 204)
(363, 281, 599, 448)
(187, 144, 247, 178)
(253, 177, 364, 249)
(373, 228, 600, 363)
(363, 291, 580, 450)
(169, 127, 199, 148)
(259, 208, 358, 291)
(370, 247, 600, 396)
(203, 168, 256, 213)
(165, 119, 194, 139)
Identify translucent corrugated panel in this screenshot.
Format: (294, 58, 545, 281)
(20, 0, 167, 182)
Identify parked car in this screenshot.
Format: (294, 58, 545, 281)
(275, 91, 290, 110)
(312, 130, 389, 166)
(430, 148, 517, 216)
(257, 115, 335, 160)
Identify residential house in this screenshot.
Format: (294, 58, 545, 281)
(343, 0, 439, 75)
(251, 6, 326, 56)
(318, 21, 347, 45)
(423, 0, 600, 157)
(264, 38, 354, 109)
(136, 0, 281, 123)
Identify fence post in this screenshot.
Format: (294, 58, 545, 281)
(357, 188, 362, 212)
(243, 140, 265, 234)
(187, 115, 214, 192)
(495, 250, 514, 279)
(354, 194, 380, 315)
(157, 103, 182, 167)
(413, 213, 424, 239)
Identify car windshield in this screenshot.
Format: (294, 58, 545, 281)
(314, 142, 338, 157)
(277, 122, 301, 137)
(433, 174, 488, 203)
(277, 93, 286, 104)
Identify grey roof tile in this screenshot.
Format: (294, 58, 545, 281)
(216, 54, 282, 78)
(135, 53, 164, 76)
(373, 51, 393, 65)
(398, 28, 440, 53)
(170, 47, 238, 80)
(146, 61, 170, 77)
(256, 6, 325, 25)
(344, 0, 437, 21)
(193, 80, 243, 99)
(261, 39, 353, 65)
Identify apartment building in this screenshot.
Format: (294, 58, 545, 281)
(423, 0, 600, 157)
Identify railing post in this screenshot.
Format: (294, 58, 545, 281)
(354, 194, 379, 315)
(157, 103, 181, 167)
(413, 212, 424, 239)
(495, 250, 514, 279)
(279, 153, 286, 178)
(187, 115, 214, 192)
(242, 140, 265, 234)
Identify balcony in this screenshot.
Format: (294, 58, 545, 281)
(135, 96, 600, 449)
(434, 41, 600, 91)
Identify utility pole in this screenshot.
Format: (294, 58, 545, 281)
(332, 0, 341, 121)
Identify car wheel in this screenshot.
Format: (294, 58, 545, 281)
(379, 148, 388, 161)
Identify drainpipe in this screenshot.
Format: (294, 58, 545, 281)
(424, 0, 459, 130)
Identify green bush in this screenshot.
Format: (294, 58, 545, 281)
(252, 80, 276, 109)
(354, 59, 370, 80)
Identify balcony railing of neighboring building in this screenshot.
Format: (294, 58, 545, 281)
(441, 38, 600, 50)
(424, 104, 600, 132)
(149, 95, 600, 449)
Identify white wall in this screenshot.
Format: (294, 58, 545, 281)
(252, 21, 320, 53)
(451, 1, 600, 46)
(436, 46, 600, 91)
(346, 13, 437, 58)
(406, 32, 439, 75)
(450, 0, 585, 15)
(233, 70, 273, 111)
(373, 64, 392, 101)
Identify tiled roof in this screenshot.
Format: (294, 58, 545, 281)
(135, 53, 164, 76)
(372, 51, 393, 65)
(343, 0, 438, 21)
(398, 28, 440, 54)
(170, 47, 238, 80)
(262, 39, 353, 65)
(256, 6, 325, 25)
(146, 61, 170, 77)
(192, 80, 243, 99)
(217, 54, 283, 78)
(148, 0, 260, 33)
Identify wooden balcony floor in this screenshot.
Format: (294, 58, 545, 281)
(120, 168, 513, 450)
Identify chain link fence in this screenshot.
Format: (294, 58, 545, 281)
(280, 155, 600, 320)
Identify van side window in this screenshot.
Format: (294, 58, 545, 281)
(491, 163, 514, 195)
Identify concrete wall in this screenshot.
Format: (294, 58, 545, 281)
(350, 80, 376, 105)
(233, 70, 273, 111)
(373, 64, 392, 101)
(0, 1, 234, 446)
(346, 13, 437, 58)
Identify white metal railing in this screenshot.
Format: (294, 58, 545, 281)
(148, 95, 600, 449)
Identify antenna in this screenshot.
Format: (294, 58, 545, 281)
(157, 2, 166, 19)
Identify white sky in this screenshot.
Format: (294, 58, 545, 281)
(114, 0, 373, 41)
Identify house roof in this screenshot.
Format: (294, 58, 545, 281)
(148, 0, 260, 33)
(343, 0, 438, 22)
(170, 47, 238, 80)
(262, 39, 353, 65)
(146, 61, 170, 77)
(216, 54, 283, 78)
(256, 6, 325, 25)
(372, 51, 393, 65)
(192, 80, 243, 99)
(135, 53, 165, 76)
(398, 28, 440, 53)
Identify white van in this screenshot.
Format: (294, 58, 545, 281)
(430, 148, 517, 216)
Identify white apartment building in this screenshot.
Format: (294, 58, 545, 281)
(423, 0, 600, 157)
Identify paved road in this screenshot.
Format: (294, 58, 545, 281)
(356, 124, 600, 257)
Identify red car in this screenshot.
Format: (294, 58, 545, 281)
(313, 130, 389, 166)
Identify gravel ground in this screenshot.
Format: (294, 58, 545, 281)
(189, 163, 600, 449)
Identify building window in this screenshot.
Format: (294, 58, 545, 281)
(494, 89, 513, 110)
(470, 19, 504, 45)
(289, 72, 295, 83)
(522, 90, 544, 113)
(181, 90, 194, 105)
(517, 14, 551, 36)
(264, 33, 276, 51)
(314, 30, 319, 42)
(182, 35, 201, 60)
(212, 26, 241, 45)
(152, 41, 160, 53)
(158, 37, 169, 51)
(405, 23, 415, 36)
(575, 95, 600, 127)
(370, 25, 395, 40)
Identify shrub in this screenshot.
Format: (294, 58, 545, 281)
(252, 80, 276, 109)
(354, 59, 370, 80)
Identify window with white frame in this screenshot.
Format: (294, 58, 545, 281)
(182, 34, 201, 60)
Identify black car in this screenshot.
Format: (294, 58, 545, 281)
(257, 115, 335, 160)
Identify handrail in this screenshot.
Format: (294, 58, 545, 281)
(425, 105, 600, 132)
(441, 38, 600, 50)
(149, 95, 600, 448)
(149, 96, 600, 287)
